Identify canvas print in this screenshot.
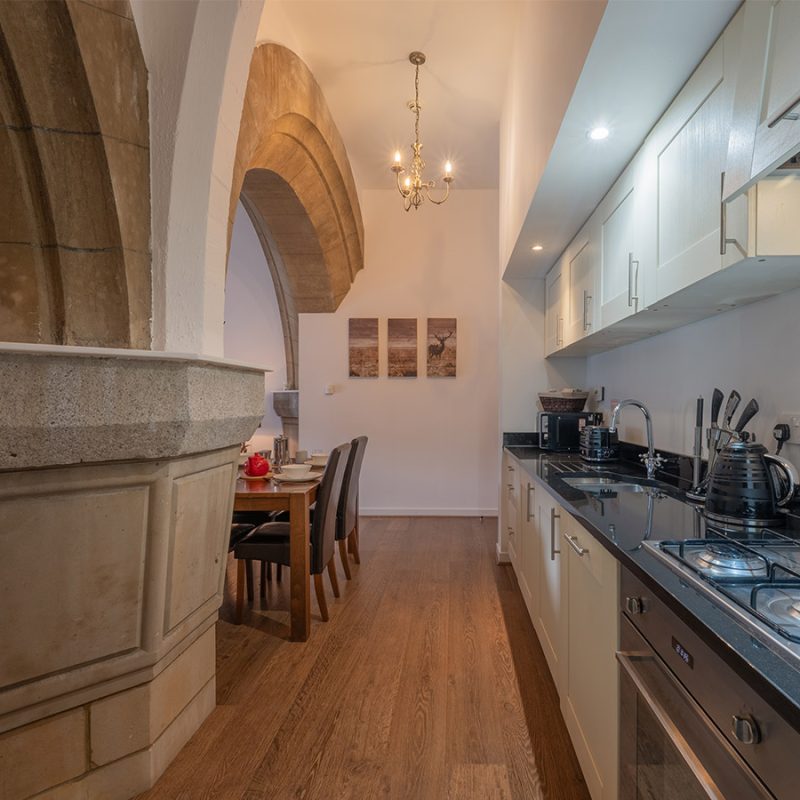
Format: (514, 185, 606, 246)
(348, 318, 379, 377)
(388, 318, 418, 377)
(426, 318, 457, 377)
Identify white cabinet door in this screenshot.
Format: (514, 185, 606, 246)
(565, 224, 599, 345)
(545, 261, 565, 355)
(725, 0, 800, 201)
(518, 476, 539, 620)
(654, 38, 729, 300)
(599, 169, 641, 327)
(503, 456, 520, 567)
(561, 517, 620, 800)
(536, 492, 564, 690)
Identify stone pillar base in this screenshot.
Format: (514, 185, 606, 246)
(0, 344, 265, 799)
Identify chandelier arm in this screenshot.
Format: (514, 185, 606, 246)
(423, 181, 451, 205)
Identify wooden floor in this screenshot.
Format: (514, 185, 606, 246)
(138, 517, 589, 800)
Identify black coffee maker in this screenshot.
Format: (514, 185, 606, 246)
(705, 440, 798, 526)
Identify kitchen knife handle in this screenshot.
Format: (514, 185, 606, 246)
(723, 390, 741, 428)
(711, 388, 724, 425)
(734, 398, 759, 433)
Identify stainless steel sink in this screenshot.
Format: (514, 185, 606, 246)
(561, 475, 647, 494)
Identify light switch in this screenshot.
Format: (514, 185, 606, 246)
(324, 384, 335, 395)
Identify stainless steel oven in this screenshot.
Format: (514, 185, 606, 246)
(618, 568, 800, 800)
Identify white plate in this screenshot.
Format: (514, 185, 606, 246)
(272, 471, 320, 483)
(304, 459, 328, 467)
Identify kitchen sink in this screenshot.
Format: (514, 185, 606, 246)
(561, 475, 647, 494)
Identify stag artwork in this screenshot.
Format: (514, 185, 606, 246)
(426, 318, 457, 377)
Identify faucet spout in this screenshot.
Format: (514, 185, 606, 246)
(609, 399, 662, 479)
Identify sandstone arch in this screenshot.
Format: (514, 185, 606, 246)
(230, 44, 364, 322)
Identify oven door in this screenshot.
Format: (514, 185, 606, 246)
(618, 618, 774, 800)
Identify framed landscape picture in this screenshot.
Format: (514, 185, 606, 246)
(388, 318, 417, 377)
(426, 318, 456, 377)
(348, 318, 379, 377)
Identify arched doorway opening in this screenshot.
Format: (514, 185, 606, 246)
(223, 43, 364, 455)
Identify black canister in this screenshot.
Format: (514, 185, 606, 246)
(580, 426, 620, 463)
(705, 440, 797, 526)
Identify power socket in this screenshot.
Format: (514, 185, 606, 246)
(776, 414, 800, 442)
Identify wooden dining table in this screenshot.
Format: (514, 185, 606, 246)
(233, 470, 321, 641)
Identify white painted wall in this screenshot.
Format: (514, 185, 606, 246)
(586, 289, 800, 471)
(500, 278, 587, 432)
(223, 203, 285, 450)
(130, 0, 263, 356)
(300, 189, 499, 516)
(499, 0, 605, 271)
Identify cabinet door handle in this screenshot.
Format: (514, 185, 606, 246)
(526, 483, 534, 522)
(627, 252, 640, 310)
(719, 171, 744, 257)
(766, 90, 800, 127)
(582, 289, 592, 332)
(507, 464, 514, 472)
(557, 316, 564, 347)
(507, 525, 515, 537)
(564, 532, 588, 557)
(550, 508, 561, 560)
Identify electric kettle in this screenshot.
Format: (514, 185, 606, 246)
(705, 440, 798, 526)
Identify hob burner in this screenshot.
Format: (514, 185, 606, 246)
(687, 542, 768, 578)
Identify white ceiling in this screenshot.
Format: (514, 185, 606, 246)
(257, 1, 520, 190)
(258, 0, 742, 274)
(504, 0, 742, 278)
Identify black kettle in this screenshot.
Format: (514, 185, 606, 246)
(705, 440, 798, 526)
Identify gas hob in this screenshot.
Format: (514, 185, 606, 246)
(647, 531, 800, 659)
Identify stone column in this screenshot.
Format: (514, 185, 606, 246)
(0, 344, 264, 799)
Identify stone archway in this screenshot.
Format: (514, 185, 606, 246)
(229, 44, 364, 323)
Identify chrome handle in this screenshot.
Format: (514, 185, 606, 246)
(564, 532, 588, 557)
(631, 256, 639, 310)
(766, 90, 800, 127)
(526, 483, 534, 522)
(627, 252, 633, 307)
(582, 289, 592, 332)
(557, 316, 563, 347)
(720, 171, 727, 256)
(625, 596, 644, 615)
(617, 652, 749, 800)
(550, 508, 560, 560)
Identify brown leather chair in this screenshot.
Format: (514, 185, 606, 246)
(335, 436, 367, 579)
(233, 442, 351, 623)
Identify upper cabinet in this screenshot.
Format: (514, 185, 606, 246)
(545, 259, 565, 356)
(725, 0, 800, 201)
(565, 222, 599, 345)
(545, 1, 800, 358)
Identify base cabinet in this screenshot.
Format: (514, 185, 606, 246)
(560, 514, 620, 800)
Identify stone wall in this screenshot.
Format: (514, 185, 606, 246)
(0, 0, 151, 348)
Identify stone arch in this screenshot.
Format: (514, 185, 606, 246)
(229, 44, 364, 319)
(0, 0, 150, 348)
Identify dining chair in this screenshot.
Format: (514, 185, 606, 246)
(336, 436, 368, 579)
(232, 442, 351, 624)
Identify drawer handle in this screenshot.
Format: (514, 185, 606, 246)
(507, 526, 515, 537)
(564, 532, 588, 557)
(526, 483, 534, 522)
(550, 508, 561, 560)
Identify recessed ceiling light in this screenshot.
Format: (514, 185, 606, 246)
(531, 244, 543, 251)
(589, 126, 610, 141)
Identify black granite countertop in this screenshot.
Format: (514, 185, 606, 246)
(504, 443, 800, 733)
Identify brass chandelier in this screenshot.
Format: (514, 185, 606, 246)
(391, 51, 453, 211)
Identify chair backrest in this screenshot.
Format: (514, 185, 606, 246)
(310, 442, 351, 574)
(336, 435, 368, 540)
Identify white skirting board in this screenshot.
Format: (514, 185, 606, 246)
(360, 508, 498, 518)
(496, 542, 511, 564)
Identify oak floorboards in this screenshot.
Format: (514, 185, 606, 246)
(137, 516, 589, 800)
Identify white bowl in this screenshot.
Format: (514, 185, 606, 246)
(309, 453, 328, 466)
(281, 463, 312, 478)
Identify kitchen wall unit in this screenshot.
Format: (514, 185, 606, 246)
(725, 0, 800, 201)
(545, 2, 800, 358)
(545, 261, 565, 356)
(504, 453, 619, 800)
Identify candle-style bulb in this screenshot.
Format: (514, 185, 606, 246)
(394, 150, 402, 164)
(445, 161, 452, 175)
(404, 176, 411, 188)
